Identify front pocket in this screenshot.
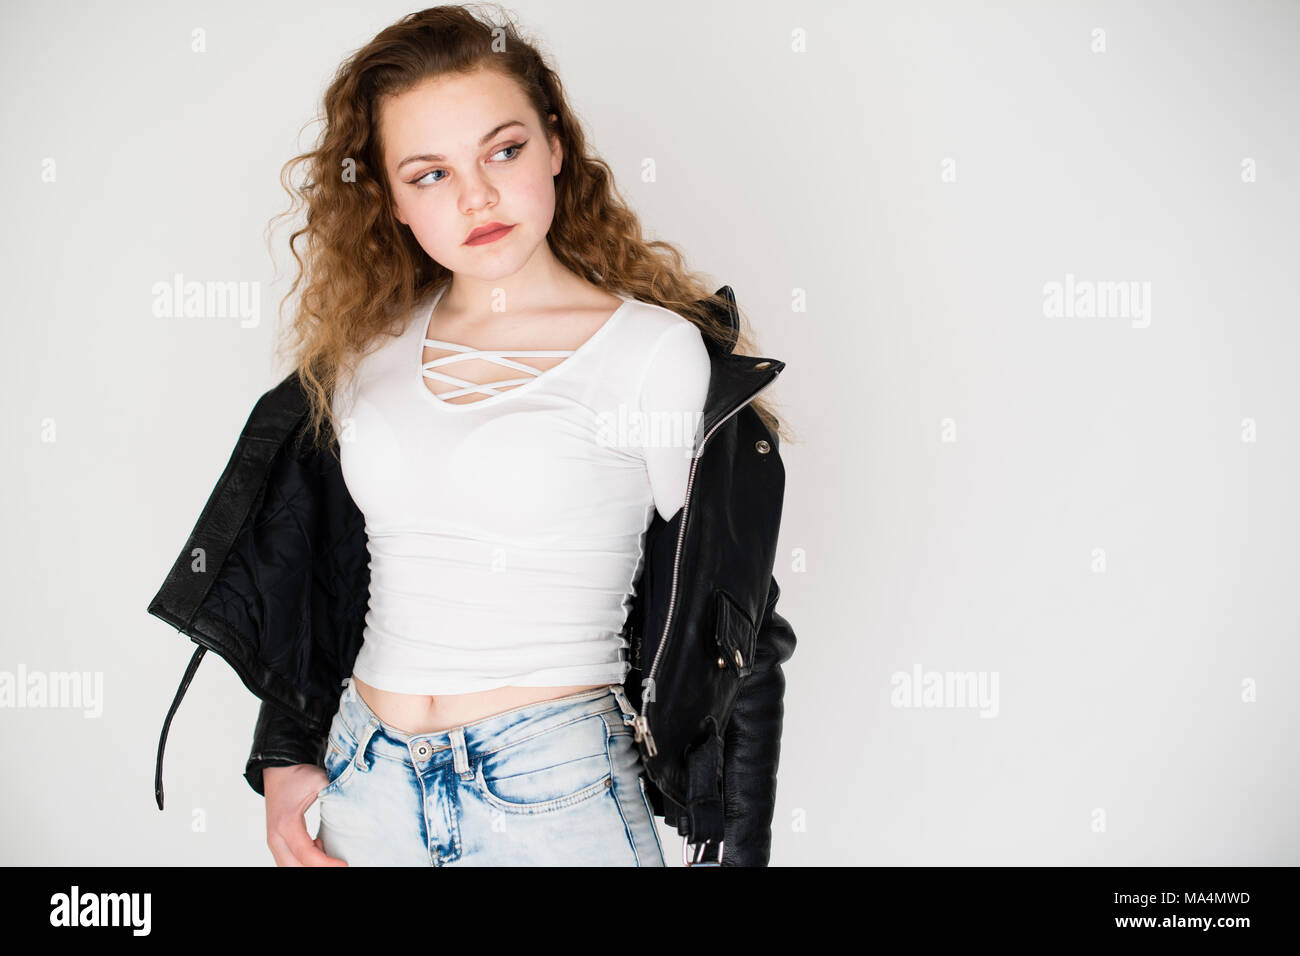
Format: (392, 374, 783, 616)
(317, 718, 361, 799)
(474, 712, 614, 814)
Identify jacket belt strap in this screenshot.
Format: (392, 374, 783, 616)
(155, 645, 206, 811)
(671, 724, 726, 845)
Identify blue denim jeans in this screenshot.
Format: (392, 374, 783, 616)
(315, 677, 666, 866)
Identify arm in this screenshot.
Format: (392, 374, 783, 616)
(247, 701, 346, 866)
(244, 699, 329, 796)
(719, 575, 797, 866)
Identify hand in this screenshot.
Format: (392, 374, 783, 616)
(264, 764, 348, 866)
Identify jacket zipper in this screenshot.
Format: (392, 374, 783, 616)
(632, 368, 780, 759)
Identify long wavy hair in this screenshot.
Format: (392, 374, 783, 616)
(267, 3, 792, 459)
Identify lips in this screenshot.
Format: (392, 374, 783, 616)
(464, 222, 514, 245)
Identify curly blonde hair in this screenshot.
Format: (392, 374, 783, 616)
(267, 3, 791, 457)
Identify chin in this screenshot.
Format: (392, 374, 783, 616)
(459, 246, 541, 278)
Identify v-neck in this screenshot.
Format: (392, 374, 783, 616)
(414, 283, 633, 412)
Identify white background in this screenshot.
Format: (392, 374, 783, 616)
(1, 0, 1297, 864)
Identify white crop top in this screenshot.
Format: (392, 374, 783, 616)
(332, 283, 713, 694)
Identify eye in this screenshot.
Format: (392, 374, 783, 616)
(491, 142, 525, 162)
(407, 141, 526, 188)
(412, 168, 447, 187)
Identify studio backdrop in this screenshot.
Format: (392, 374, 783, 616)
(1, 0, 1296, 865)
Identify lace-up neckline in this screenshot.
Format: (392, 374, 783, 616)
(421, 340, 578, 402)
(415, 284, 633, 411)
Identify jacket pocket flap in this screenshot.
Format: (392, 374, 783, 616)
(713, 589, 757, 679)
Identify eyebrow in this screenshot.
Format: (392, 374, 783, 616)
(395, 120, 528, 170)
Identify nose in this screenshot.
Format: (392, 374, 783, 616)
(458, 168, 498, 217)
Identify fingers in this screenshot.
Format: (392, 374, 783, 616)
(264, 766, 349, 866)
(298, 838, 348, 866)
(284, 816, 348, 866)
(267, 830, 303, 867)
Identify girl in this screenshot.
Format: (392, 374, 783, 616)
(199, 3, 793, 866)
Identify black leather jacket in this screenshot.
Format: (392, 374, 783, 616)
(147, 285, 796, 866)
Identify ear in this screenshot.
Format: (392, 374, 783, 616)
(548, 113, 563, 177)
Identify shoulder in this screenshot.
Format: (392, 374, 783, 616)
(616, 298, 709, 359)
(614, 296, 700, 345)
(618, 300, 711, 410)
(596, 297, 706, 392)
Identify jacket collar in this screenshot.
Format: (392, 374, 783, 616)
(699, 285, 785, 437)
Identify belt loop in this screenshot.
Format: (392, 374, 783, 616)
(609, 684, 637, 728)
(450, 726, 470, 776)
(336, 680, 360, 739)
(353, 716, 379, 772)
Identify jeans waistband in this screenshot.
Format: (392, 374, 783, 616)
(331, 677, 639, 770)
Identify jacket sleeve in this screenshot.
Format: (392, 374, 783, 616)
(243, 700, 330, 797)
(720, 574, 796, 865)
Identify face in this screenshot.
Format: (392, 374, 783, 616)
(379, 68, 562, 281)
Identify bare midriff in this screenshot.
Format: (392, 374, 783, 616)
(351, 675, 610, 734)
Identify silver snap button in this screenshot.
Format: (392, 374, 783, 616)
(755, 440, 770, 454)
(415, 742, 431, 759)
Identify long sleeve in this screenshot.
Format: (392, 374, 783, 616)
(720, 575, 797, 865)
(243, 379, 347, 797)
(244, 701, 329, 797)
